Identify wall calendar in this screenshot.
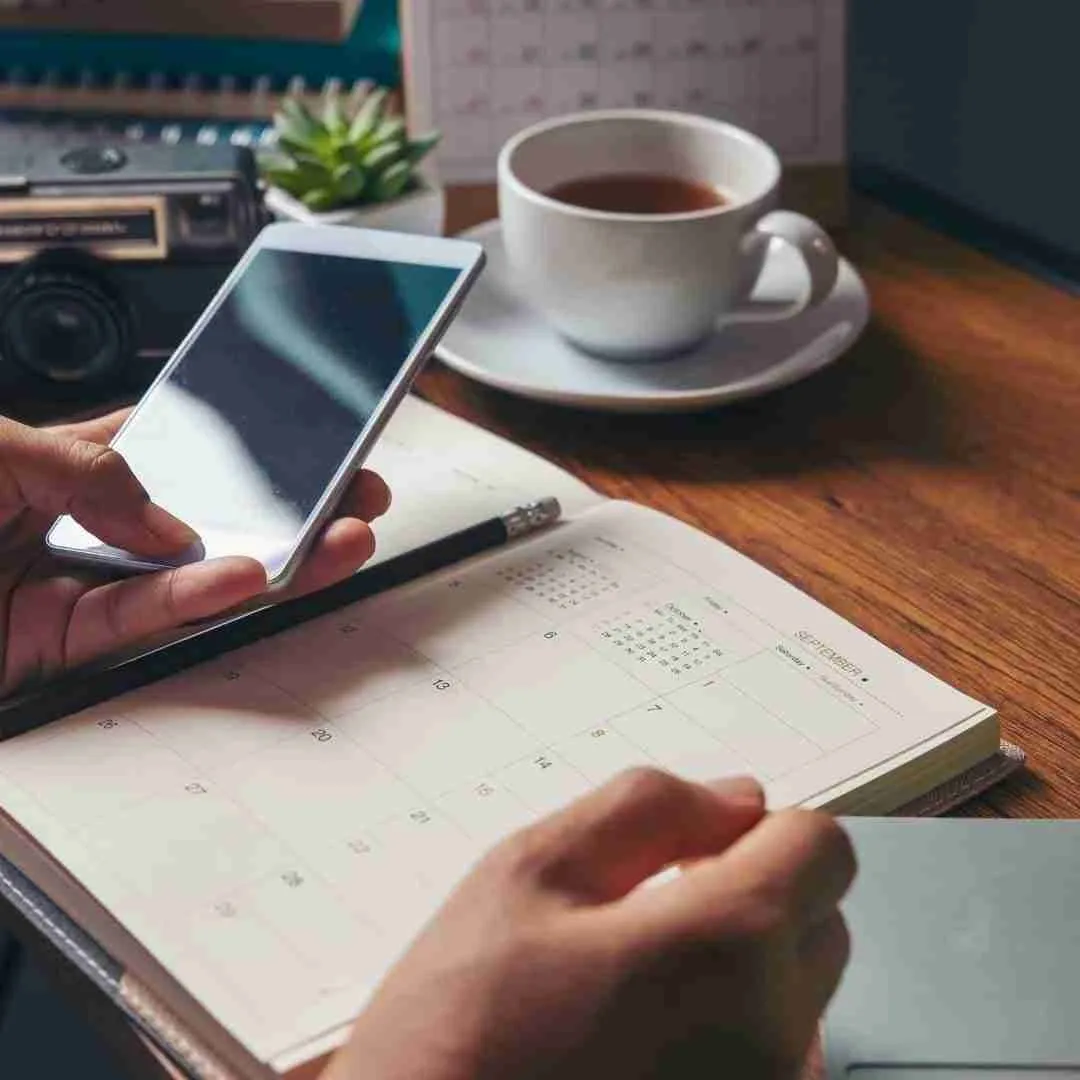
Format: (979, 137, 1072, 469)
(402, 0, 846, 187)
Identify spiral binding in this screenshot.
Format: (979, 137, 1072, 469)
(0, 68, 377, 146)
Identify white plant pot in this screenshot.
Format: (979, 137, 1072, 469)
(264, 180, 446, 237)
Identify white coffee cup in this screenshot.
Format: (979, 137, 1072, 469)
(497, 109, 840, 360)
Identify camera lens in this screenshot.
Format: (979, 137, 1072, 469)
(0, 254, 132, 388)
(11, 289, 119, 382)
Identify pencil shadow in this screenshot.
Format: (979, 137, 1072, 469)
(455, 318, 973, 485)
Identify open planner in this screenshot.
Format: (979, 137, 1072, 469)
(0, 396, 1017, 1079)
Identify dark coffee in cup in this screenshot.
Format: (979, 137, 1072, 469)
(546, 174, 728, 215)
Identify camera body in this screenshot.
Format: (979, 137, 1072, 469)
(0, 133, 264, 405)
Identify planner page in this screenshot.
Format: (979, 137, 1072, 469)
(0, 500, 993, 1071)
(358, 393, 601, 561)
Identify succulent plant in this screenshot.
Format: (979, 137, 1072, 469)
(259, 89, 440, 214)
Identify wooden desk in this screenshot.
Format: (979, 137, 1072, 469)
(15, 186, 1080, 1080)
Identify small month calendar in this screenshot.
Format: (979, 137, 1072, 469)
(0, 397, 1001, 1078)
(402, 0, 847, 183)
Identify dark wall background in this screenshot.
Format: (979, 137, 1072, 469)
(849, 0, 1080, 273)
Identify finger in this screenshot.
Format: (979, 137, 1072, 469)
(707, 776, 768, 802)
(500, 767, 766, 904)
(47, 408, 131, 446)
(0, 420, 197, 555)
(623, 809, 856, 942)
(64, 557, 267, 667)
(278, 518, 376, 599)
(675, 776, 769, 872)
(3, 564, 89, 689)
(336, 469, 391, 522)
(798, 911, 851, 1017)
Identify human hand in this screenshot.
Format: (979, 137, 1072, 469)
(327, 768, 855, 1080)
(0, 408, 390, 695)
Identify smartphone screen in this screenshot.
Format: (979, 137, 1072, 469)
(49, 243, 468, 578)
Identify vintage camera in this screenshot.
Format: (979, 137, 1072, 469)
(0, 134, 265, 405)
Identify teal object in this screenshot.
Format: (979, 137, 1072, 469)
(826, 818, 1080, 1077)
(0, 0, 400, 88)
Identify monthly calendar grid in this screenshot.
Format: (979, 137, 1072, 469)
(223, 528, 880, 795)
(0, 510, 889, 1061)
(409, 0, 839, 181)
(11, 523, 876, 817)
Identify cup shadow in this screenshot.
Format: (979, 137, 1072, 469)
(439, 316, 972, 485)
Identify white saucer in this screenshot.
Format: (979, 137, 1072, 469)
(437, 219, 871, 413)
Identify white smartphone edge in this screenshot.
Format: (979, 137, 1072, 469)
(44, 221, 486, 589)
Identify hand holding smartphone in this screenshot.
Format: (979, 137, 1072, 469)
(46, 223, 485, 588)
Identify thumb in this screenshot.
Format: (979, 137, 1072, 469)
(0, 419, 199, 555)
(515, 767, 765, 905)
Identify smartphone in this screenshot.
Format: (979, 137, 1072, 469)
(46, 221, 485, 587)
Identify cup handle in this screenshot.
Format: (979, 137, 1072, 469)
(728, 210, 840, 324)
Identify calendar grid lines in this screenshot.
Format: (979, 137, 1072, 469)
(218, 655, 345, 731)
(59, 710, 449, 1045)
(23, 524, 873, 1043)
(195, 870, 342, 1023)
(601, 527, 899, 721)
(5, 510, 886, 1045)
(406, 0, 845, 181)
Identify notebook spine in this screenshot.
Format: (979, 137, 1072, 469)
(0, 853, 122, 999)
(0, 854, 235, 1080)
(892, 741, 1027, 818)
(120, 977, 237, 1080)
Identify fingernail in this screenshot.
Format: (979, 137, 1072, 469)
(143, 502, 200, 547)
(707, 776, 766, 810)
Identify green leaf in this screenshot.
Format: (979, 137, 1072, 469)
(405, 130, 441, 163)
(370, 159, 412, 202)
(282, 96, 320, 131)
(273, 118, 318, 153)
(372, 115, 406, 146)
(331, 162, 366, 202)
(276, 133, 325, 163)
(347, 88, 389, 143)
(294, 151, 331, 173)
(263, 158, 332, 193)
(361, 142, 404, 173)
(322, 95, 348, 138)
(337, 142, 368, 169)
(301, 187, 340, 213)
(261, 167, 305, 196)
(277, 96, 322, 142)
(257, 150, 289, 173)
